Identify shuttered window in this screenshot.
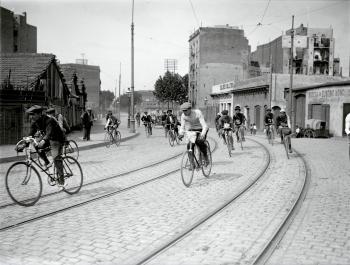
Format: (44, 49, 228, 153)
(311, 104, 322, 120)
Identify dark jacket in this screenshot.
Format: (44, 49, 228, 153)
(232, 113, 246, 126)
(218, 115, 233, 128)
(30, 114, 65, 142)
(166, 114, 177, 124)
(276, 114, 289, 127)
(264, 113, 274, 125)
(81, 111, 93, 127)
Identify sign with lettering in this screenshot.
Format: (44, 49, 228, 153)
(307, 87, 350, 103)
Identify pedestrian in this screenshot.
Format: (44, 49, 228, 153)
(296, 125, 301, 138)
(81, 108, 93, 141)
(250, 124, 253, 135)
(136, 112, 141, 127)
(253, 123, 257, 135)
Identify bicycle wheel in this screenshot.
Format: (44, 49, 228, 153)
(61, 156, 83, 194)
(227, 133, 232, 157)
(5, 162, 42, 207)
(202, 141, 212, 177)
(284, 136, 290, 159)
(175, 131, 180, 145)
(64, 140, 79, 161)
(115, 131, 121, 146)
(104, 131, 112, 148)
(180, 150, 195, 187)
(168, 130, 175, 146)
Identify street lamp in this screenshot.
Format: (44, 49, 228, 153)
(129, 0, 136, 133)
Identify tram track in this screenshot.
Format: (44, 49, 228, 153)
(0, 148, 185, 209)
(134, 136, 310, 265)
(133, 137, 272, 265)
(251, 142, 311, 265)
(0, 137, 219, 232)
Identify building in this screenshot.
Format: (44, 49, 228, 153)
(0, 53, 83, 144)
(60, 60, 100, 113)
(292, 80, 350, 137)
(188, 25, 250, 108)
(210, 73, 349, 131)
(252, 24, 338, 76)
(0, 7, 37, 53)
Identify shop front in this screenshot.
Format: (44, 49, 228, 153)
(292, 80, 350, 137)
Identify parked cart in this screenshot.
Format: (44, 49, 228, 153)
(304, 119, 329, 138)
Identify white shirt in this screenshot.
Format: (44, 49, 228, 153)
(345, 113, 350, 135)
(179, 109, 208, 137)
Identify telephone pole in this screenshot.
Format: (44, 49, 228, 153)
(289, 15, 295, 131)
(129, 0, 136, 133)
(118, 63, 121, 120)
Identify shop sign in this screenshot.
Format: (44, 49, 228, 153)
(307, 87, 350, 102)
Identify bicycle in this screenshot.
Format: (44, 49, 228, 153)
(266, 124, 275, 146)
(180, 131, 212, 187)
(280, 128, 293, 159)
(104, 125, 121, 148)
(37, 139, 79, 166)
(235, 125, 244, 150)
(167, 124, 179, 147)
(144, 122, 152, 137)
(223, 123, 234, 157)
(6, 137, 83, 207)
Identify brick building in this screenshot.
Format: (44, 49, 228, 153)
(251, 24, 339, 76)
(0, 53, 84, 144)
(60, 61, 100, 113)
(188, 25, 250, 108)
(0, 7, 37, 53)
(210, 74, 349, 131)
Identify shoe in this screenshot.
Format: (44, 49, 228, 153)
(56, 179, 67, 190)
(289, 149, 293, 153)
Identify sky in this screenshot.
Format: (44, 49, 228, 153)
(2, 0, 350, 95)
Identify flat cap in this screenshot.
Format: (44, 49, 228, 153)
(180, 102, 192, 110)
(26, 105, 44, 114)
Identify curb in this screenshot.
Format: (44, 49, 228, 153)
(0, 133, 140, 164)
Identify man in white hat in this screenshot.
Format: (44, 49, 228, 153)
(178, 102, 209, 166)
(276, 108, 292, 153)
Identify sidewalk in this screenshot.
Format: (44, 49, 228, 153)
(0, 114, 139, 163)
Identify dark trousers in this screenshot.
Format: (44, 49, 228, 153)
(187, 130, 209, 162)
(83, 126, 92, 140)
(50, 140, 63, 180)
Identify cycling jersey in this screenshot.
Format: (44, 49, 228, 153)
(141, 114, 152, 123)
(179, 109, 208, 136)
(218, 115, 233, 129)
(232, 113, 245, 126)
(264, 113, 274, 125)
(276, 114, 290, 128)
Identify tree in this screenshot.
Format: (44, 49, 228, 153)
(117, 91, 142, 112)
(99, 90, 115, 113)
(153, 71, 188, 107)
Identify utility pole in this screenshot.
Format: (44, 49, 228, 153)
(289, 15, 295, 131)
(269, 39, 273, 109)
(118, 63, 121, 120)
(129, 0, 136, 133)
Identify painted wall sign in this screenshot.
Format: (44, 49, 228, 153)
(307, 87, 350, 102)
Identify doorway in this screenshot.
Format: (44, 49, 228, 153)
(343, 103, 350, 136)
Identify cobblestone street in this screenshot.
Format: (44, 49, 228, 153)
(0, 126, 349, 265)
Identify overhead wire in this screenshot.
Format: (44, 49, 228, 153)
(188, 0, 201, 28)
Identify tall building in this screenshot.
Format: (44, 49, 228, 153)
(60, 60, 100, 113)
(251, 24, 337, 76)
(0, 7, 37, 53)
(188, 25, 250, 108)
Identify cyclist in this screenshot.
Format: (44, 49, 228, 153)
(135, 112, 141, 127)
(276, 108, 292, 153)
(105, 110, 120, 132)
(218, 109, 234, 148)
(178, 102, 209, 166)
(233, 105, 246, 141)
(215, 112, 221, 133)
(46, 107, 70, 136)
(26, 105, 66, 188)
(264, 108, 274, 138)
(165, 109, 179, 135)
(141, 111, 153, 135)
